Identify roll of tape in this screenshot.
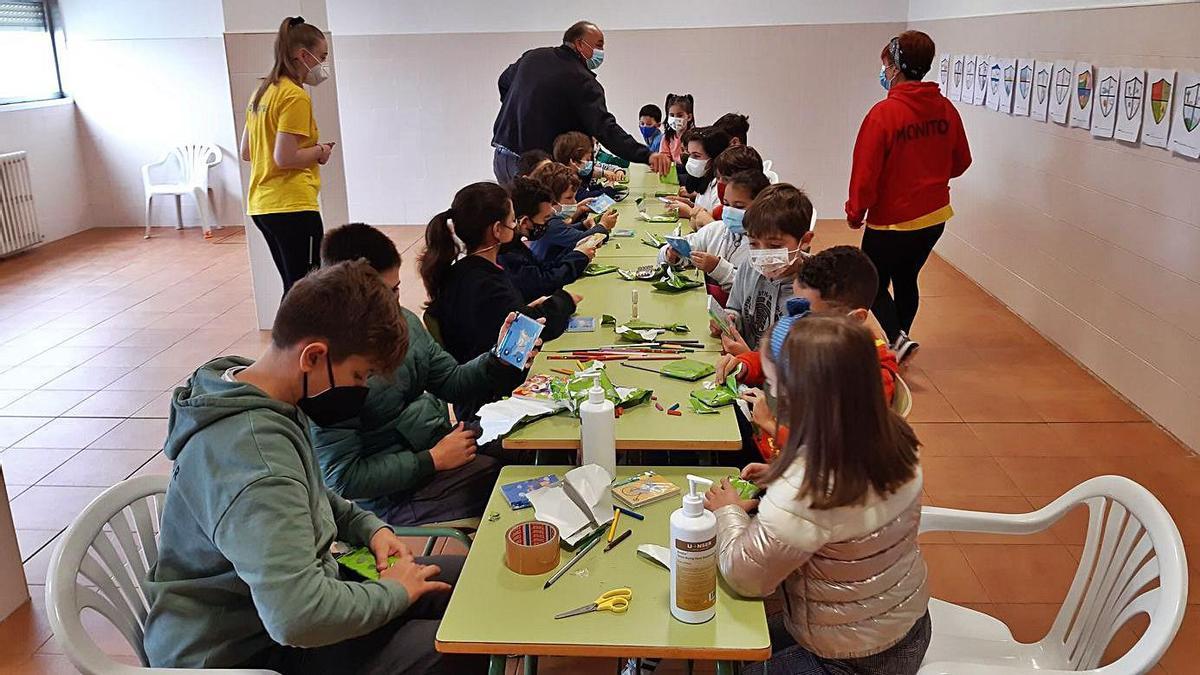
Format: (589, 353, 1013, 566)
(505, 521, 561, 575)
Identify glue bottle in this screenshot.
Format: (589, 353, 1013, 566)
(579, 375, 616, 478)
(669, 475, 717, 624)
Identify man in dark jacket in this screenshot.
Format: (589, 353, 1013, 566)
(492, 21, 672, 184)
(499, 177, 597, 302)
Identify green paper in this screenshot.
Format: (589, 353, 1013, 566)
(583, 263, 618, 276)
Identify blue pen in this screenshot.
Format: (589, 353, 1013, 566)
(615, 506, 645, 521)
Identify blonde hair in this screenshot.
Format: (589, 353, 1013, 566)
(252, 17, 325, 108)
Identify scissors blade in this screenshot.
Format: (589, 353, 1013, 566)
(554, 603, 598, 619)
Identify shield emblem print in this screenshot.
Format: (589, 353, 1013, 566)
(1003, 65, 1015, 96)
(1151, 78, 1172, 124)
(953, 59, 964, 88)
(978, 61, 989, 93)
(1124, 78, 1143, 121)
(1035, 68, 1050, 104)
(1055, 68, 1071, 105)
(1077, 70, 1092, 110)
(1098, 75, 1117, 116)
(1184, 83, 1200, 132)
(1019, 65, 1033, 99)
(989, 63, 1002, 97)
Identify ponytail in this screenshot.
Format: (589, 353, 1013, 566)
(251, 16, 326, 108)
(419, 182, 512, 303)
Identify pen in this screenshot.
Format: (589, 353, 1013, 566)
(544, 530, 603, 589)
(615, 506, 645, 521)
(603, 529, 633, 553)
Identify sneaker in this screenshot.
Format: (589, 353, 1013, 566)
(893, 331, 920, 366)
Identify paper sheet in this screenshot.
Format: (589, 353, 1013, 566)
(937, 53, 951, 96)
(1143, 69, 1176, 149)
(1168, 71, 1200, 159)
(1070, 62, 1095, 129)
(1012, 59, 1034, 116)
(962, 55, 978, 106)
(1031, 60, 1054, 122)
(949, 54, 965, 101)
(477, 397, 565, 445)
(1049, 61, 1075, 124)
(1091, 67, 1120, 138)
(973, 55, 991, 106)
(528, 464, 614, 545)
(1114, 68, 1146, 143)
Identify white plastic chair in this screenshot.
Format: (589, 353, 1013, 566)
(142, 144, 221, 240)
(762, 158, 780, 184)
(892, 373, 913, 418)
(45, 475, 277, 674)
(918, 475, 1188, 674)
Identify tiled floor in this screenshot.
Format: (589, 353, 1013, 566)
(0, 224, 1196, 674)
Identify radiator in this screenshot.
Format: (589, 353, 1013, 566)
(0, 151, 42, 258)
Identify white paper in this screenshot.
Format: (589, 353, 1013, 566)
(1031, 60, 1054, 122)
(962, 55, 978, 105)
(528, 464, 614, 545)
(1013, 59, 1034, 116)
(1091, 67, 1120, 138)
(1143, 69, 1176, 149)
(936, 53, 951, 95)
(1049, 61, 1075, 124)
(949, 54, 965, 101)
(1070, 62, 1095, 129)
(477, 397, 565, 445)
(1114, 68, 1146, 143)
(1168, 71, 1200, 159)
(973, 55, 990, 106)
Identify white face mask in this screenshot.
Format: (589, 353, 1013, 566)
(684, 156, 709, 178)
(301, 50, 330, 86)
(667, 115, 686, 132)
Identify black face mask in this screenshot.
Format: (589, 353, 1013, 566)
(526, 217, 550, 241)
(297, 354, 369, 426)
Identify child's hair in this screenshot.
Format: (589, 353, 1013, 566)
(639, 104, 663, 123)
(714, 145, 763, 179)
(763, 315, 919, 509)
(796, 246, 879, 312)
(321, 223, 400, 273)
(744, 183, 814, 240)
(510, 176, 556, 219)
(272, 260, 407, 372)
(420, 182, 511, 301)
(529, 162, 581, 200)
(552, 131, 593, 166)
(713, 112, 750, 145)
(726, 170, 771, 200)
(881, 31, 935, 81)
(252, 17, 325, 108)
(663, 93, 695, 143)
(516, 149, 551, 178)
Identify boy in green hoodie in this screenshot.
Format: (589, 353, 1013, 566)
(144, 261, 484, 673)
(313, 223, 528, 526)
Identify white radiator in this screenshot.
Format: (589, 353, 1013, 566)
(0, 151, 42, 258)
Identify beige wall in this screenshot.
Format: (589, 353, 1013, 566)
(332, 22, 905, 224)
(910, 2, 1200, 451)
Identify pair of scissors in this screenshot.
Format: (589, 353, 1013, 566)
(554, 587, 633, 619)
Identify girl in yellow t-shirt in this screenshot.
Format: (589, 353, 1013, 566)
(239, 16, 335, 295)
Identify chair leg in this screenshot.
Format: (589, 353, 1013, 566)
(144, 195, 153, 239)
(174, 195, 183, 229)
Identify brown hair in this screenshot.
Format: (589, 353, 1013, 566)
(530, 162, 581, 200)
(881, 30, 935, 81)
(272, 260, 407, 373)
(252, 17, 326, 108)
(763, 316, 920, 509)
(744, 183, 814, 240)
(796, 246, 879, 312)
(714, 145, 763, 179)
(552, 131, 593, 165)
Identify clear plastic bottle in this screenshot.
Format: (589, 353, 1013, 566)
(579, 377, 616, 478)
(669, 475, 717, 623)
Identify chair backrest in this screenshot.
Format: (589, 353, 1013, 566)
(892, 373, 913, 418)
(171, 143, 221, 188)
(46, 475, 168, 671)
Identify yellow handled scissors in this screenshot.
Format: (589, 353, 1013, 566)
(554, 587, 633, 619)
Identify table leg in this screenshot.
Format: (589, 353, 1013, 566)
(523, 655, 539, 674)
(488, 655, 506, 675)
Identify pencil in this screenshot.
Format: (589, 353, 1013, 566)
(603, 529, 633, 553)
(607, 509, 621, 542)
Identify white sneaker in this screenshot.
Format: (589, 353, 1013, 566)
(894, 331, 920, 365)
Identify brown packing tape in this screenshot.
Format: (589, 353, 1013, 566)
(505, 521, 561, 575)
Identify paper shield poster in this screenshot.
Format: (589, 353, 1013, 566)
(1013, 59, 1034, 116)
(1031, 60, 1054, 122)
(987, 60, 1004, 111)
(1090, 67, 1119, 138)
(1114, 68, 1145, 143)
(1049, 61, 1074, 124)
(1142, 68, 1175, 149)
(1167, 71, 1200, 159)
(974, 55, 990, 106)
(1070, 62, 1095, 129)
(937, 53, 951, 95)
(962, 55, 977, 104)
(949, 54, 965, 101)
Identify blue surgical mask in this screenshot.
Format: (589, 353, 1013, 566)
(587, 47, 605, 70)
(577, 160, 594, 178)
(640, 125, 659, 142)
(722, 206, 746, 235)
(880, 66, 891, 91)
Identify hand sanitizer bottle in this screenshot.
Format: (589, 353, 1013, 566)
(579, 375, 616, 478)
(670, 475, 717, 624)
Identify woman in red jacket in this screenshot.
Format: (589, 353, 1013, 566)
(846, 31, 971, 364)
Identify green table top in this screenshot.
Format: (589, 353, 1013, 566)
(435, 466, 770, 661)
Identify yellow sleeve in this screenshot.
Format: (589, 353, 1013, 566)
(275, 88, 313, 138)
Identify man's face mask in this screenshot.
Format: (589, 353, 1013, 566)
(297, 353, 368, 426)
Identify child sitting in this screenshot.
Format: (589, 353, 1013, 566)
(313, 223, 529, 527)
(500, 176, 596, 302)
(422, 181, 577, 364)
(704, 315, 930, 675)
(719, 183, 815, 354)
(516, 148, 551, 178)
(713, 112, 750, 146)
(528, 162, 617, 264)
(639, 103, 664, 152)
(144, 261, 484, 673)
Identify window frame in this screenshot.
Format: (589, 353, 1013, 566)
(0, 0, 66, 106)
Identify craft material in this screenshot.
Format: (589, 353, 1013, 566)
(554, 587, 632, 619)
(544, 527, 604, 589)
(504, 521, 562, 575)
(604, 529, 633, 553)
(670, 475, 717, 624)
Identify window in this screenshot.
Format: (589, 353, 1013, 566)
(0, 1, 64, 105)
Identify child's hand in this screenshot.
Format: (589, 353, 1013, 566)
(692, 208, 714, 228)
(368, 527, 412, 572)
(715, 354, 744, 383)
(704, 477, 759, 513)
(741, 389, 777, 437)
(721, 321, 750, 356)
(379, 553, 452, 602)
(741, 462, 771, 485)
(599, 210, 618, 230)
(690, 251, 719, 274)
(430, 423, 478, 470)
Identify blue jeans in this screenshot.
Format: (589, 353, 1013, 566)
(492, 146, 520, 186)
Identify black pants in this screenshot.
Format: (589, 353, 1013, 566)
(860, 224, 945, 344)
(251, 211, 324, 296)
